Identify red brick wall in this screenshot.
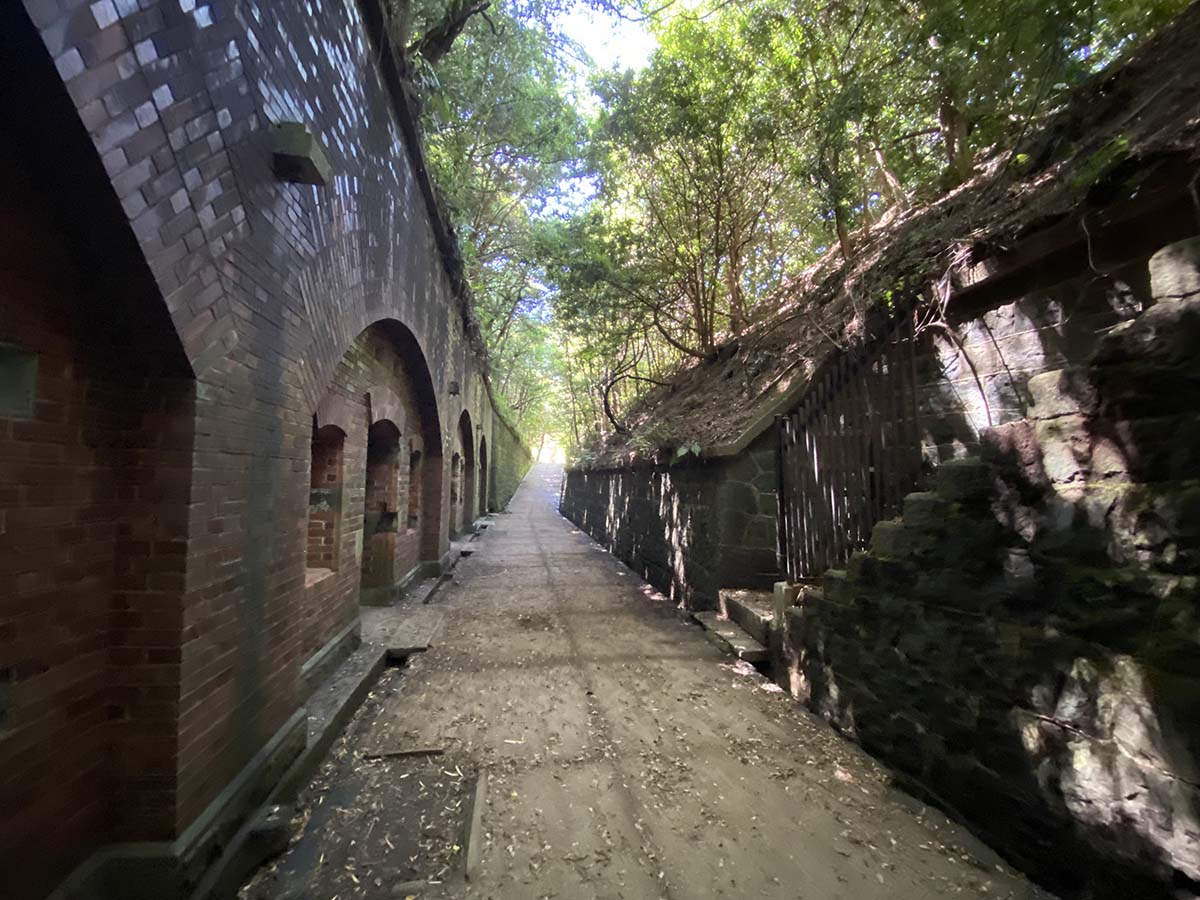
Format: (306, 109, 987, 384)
(11, 0, 513, 876)
(407, 446, 423, 532)
(362, 420, 401, 589)
(0, 148, 193, 898)
(294, 327, 436, 662)
(0, 199, 116, 897)
(307, 425, 345, 570)
(171, 322, 451, 835)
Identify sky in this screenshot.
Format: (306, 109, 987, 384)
(540, 3, 657, 215)
(555, 4, 657, 73)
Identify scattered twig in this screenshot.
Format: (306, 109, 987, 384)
(361, 746, 445, 759)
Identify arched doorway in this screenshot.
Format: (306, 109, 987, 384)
(452, 410, 476, 537)
(450, 452, 462, 532)
(360, 419, 401, 601)
(304, 319, 445, 624)
(0, 9, 196, 891)
(479, 435, 489, 514)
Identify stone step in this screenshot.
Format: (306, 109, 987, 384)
(934, 456, 991, 501)
(718, 589, 775, 646)
(692, 611, 768, 663)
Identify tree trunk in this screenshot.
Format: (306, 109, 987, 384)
(408, 0, 491, 67)
(872, 141, 908, 210)
(938, 78, 972, 185)
(492, 291, 523, 351)
(833, 201, 855, 262)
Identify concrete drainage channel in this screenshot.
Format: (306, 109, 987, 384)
(232, 661, 490, 900)
(196, 518, 496, 897)
(194, 519, 496, 900)
(189, 650, 414, 900)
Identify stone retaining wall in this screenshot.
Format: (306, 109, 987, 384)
(561, 431, 778, 608)
(776, 237, 1200, 898)
(491, 413, 533, 513)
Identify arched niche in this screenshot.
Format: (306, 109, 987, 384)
(360, 419, 402, 593)
(367, 320, 445, 563)
(451, 410, 476, 537)
(479, 435, 489, 514)
(307, 422, 347, 572)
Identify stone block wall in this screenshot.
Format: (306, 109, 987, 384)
(491, 412, 533, 513)
(714, 432, 779, 588)
(561, 246, 1168, 616)
(777, 238, 1200, 898)
(915, 260, 1153, 466)
(560, 429, 779, 609)
(561, 462, 721, 606)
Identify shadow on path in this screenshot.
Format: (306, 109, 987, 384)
(245, 463, 1055, 900)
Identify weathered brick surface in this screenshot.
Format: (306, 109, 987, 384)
(0, 114, 194, 896)
(490, 414, 532, 512)
(307, 425, 345, 569)
(2, 0, 529, 895)
(451, 411, 478, 535)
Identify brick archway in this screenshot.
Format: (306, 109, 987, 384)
(453, 410, 476, 536)
(304, 319, 446, 622)
(479, 435, 489, 514)
(0, 7, 196, 893)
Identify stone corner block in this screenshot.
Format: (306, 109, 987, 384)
(822, 567, 849, 596)
(935, 457, 993, 502)
(901, 491, 949, 528)
(272, 122, 333, 186)
(772, 580, 800, 619)
(870, 519, 908, 558)
(1149, 235, 1200, 301)
(1027, 368, 1097, 421)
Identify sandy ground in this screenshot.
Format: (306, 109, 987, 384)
(243, 463, 1055, 900)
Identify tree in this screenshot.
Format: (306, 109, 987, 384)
(392, 0, 1189, 458)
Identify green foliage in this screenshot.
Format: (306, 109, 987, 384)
(400, 0, 1187, 458)
(398, 0, 595, 448)
(1070, 136, 1132, 190)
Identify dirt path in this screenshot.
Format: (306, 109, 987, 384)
(245, 463, 1054, 900)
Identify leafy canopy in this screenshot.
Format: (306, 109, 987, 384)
(392, 0, 1187, 458)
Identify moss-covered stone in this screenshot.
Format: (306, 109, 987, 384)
(935, 457, 993, 501)
(871, 519, 936, 558)
(901, 491, 950, 528)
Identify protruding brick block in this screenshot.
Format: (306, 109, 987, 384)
(271, 122, 331, 186)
